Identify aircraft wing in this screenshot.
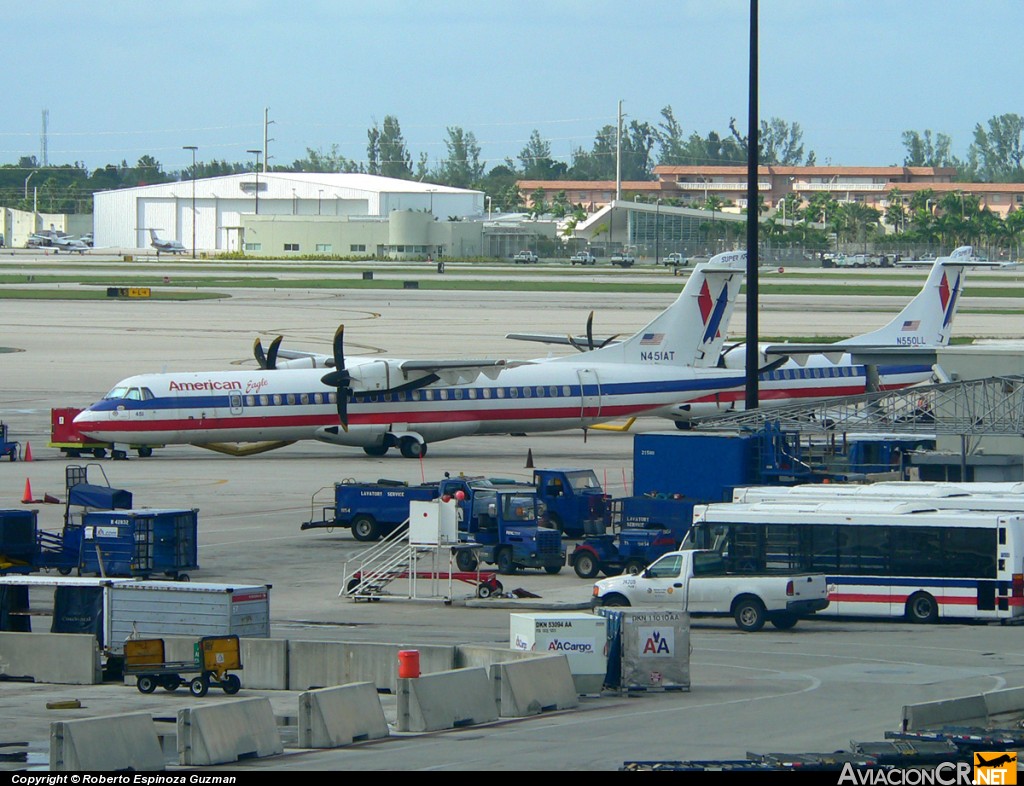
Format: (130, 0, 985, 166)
(764, 343, 940, 366)
(400, 358, 535, 384)
(505, 331, 623, 348)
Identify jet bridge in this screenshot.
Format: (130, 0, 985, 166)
(693, 375, 1024, 480)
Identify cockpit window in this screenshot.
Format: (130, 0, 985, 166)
(126, 388, 143, 401)
(103, 386, 129, 400)
(141, 388, 155, 401)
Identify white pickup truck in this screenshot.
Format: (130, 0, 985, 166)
(569, 251, 597, 265)
(590, 549, 829, 631)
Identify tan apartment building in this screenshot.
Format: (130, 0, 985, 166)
(518, 165, 1024, 220)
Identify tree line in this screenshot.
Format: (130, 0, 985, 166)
(0, 109, 1021, 215)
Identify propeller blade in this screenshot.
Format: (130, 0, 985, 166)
(586, 311, 596, 351)
(597, 333, 620, 349)
(319, 325, 351, 431)
(253, 338, 267, 369)
(266, 335, 282, 370)
(333, 325, 346, 372)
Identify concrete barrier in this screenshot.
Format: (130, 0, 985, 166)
(982, 686, 1024, 721)
(298, 682, 390, 748)
(288, 640, 454, 692)
(51, 712, 164, 771)
(495, 655, 578, 717)
(177, 697, 282, 766)
(396, 667, 497, 732)
(0, 632, 101, 685)
(901, 694, 989, 731)
(903, 686, 1024, 731)
(242, 638, 289, 690)
(456, 644, 544, 670)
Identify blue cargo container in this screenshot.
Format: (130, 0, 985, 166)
(633, 431, 759, 500)
(65, 509, 199, 579)
(0, 509, 37, 573)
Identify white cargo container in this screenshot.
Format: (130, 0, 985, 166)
(509, 612, 607, 694)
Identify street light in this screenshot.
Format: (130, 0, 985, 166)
(485, 195, 492, 220)
(426, 188, 437, 217)
(182, 145, 198, 259)
(247, 149, 262, 214)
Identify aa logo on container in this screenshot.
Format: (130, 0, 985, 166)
(974, 752, 1017, 785)
(639, 627, 674, 656)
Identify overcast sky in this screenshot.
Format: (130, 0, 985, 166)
(6, 1, 1020, 174)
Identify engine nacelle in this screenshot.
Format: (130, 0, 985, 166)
(348, 359, 408, 392)
(720, 343, 770, 370)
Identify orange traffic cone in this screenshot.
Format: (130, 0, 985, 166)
(23, 442, 32, 461)
(21, 477, 34, 504)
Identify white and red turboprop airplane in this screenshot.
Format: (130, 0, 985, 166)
(509, 247, 974, 426)
(74, 252, 756, 458)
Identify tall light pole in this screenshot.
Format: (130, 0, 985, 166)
(247, 149, 262, 214)
(654, 198, 661, 266)
(182, 146, 198, 259)
(426, 187, 437, 216)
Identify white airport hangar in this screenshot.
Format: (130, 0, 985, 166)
(92, 173, 486, 257)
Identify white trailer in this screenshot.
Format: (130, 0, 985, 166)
(0, 576, 270, 655)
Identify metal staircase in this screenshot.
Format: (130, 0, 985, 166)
(339, 522, 456, 601)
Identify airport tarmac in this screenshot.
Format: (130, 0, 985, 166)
(3, 267, 1024, 771)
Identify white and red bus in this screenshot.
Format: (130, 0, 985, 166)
(687, 500, 1024, 623)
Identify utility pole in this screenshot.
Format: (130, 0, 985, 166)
(263, 108, 275, 173)
(744, 0, 760, 412)
(615, 100, 623, 201)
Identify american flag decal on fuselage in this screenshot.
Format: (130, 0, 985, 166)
(640, 333, 664, 345)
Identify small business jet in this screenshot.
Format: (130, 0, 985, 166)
(509, 247, 975, 426)
(26, 229, 89, 254)
(74, 251, 761, 458)
(149, 229, 187, 256)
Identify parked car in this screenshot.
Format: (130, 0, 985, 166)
(665, 252, 687, 267)
(513, 250, 539, 264)
(610, 251, 635, 268)
(570, 251, 597, 265)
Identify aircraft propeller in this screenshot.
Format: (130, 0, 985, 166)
(320, 325, 352, 430)
(568, 311, 620, 352)
(253, 335, 283, 370)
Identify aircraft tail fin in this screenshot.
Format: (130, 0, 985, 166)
(573, 250, 746, 367)
(148, 229, 159, 244)
(839, 246, 971, 349)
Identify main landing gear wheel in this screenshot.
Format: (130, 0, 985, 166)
(399, 437, 427, 459)
(363, 444, 389, 456)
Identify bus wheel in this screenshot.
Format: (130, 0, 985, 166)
(906, 592, 938, 624)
